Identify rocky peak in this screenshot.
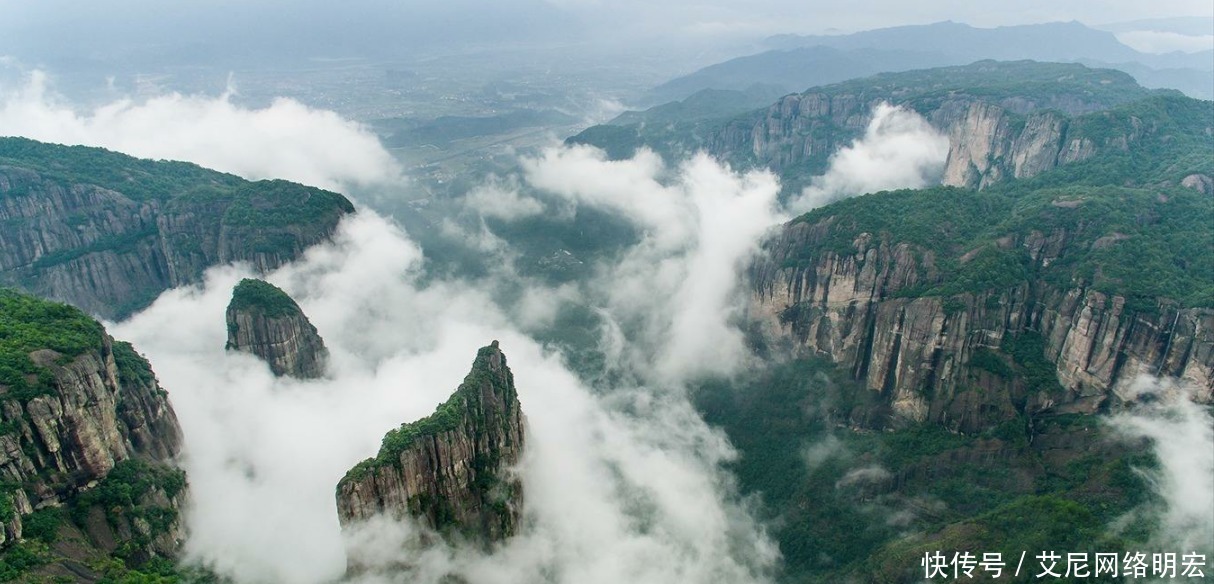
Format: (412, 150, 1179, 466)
(336, 341, 526, 557)
(225, 278, 329, 379)
(0, 288, 186, 569)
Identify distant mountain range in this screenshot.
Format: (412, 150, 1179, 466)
(644, 20, 1212, 105)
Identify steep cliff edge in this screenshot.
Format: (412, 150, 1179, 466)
(336, 342, 525, 552)
(0, 137, 355, 319)
(748, 183, 1214, 431)
(225, 278, 328, 379)
(0, 288, 187, 578)
(571, 62, 1203, 193)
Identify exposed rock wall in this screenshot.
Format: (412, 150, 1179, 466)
(707, 90, 1139, 190)
(225, 279, 329, 379)
(0, 164, 353, 319)
(0, 336, 185, 552)
(748, 220, 1214, 431)
(336, 342, 525, 551)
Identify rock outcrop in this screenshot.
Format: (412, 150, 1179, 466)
(748, 206, 1214, 433)
(225, 278, 329, 379)
(336, 342, 525, 553)
(708, 82, 1155, 191)
(572, 62, 1173, 193)
(0, 289, 186, 560)
(0, 137, 354, 319)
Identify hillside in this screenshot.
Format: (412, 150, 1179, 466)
(0, 137, 356, 319)
(0, 289, 197, 581)
(571, 61, 1209, 195)
(651, 57, 1214, 578)
(644, 45, 961, 105)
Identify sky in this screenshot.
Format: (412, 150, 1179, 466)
(0, 0, 1210, 64)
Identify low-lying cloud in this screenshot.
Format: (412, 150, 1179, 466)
(0, 70, 402, 191)
(790, 102, 949, 213)
(96, 122, 787, 583)
(462, 176, 547, 221)
(523, 146, 785, 383)
(1113, 30, 1214, 54)
(1109, 375, 1214, 554)
(112, 207, 779, 584)
(6, 74, 965, 583)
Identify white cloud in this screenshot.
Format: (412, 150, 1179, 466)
(111, 204, 777, 583)
(1108, 375, 1214, 554)
(790, 102, 949, 214)
(523, 146, 785, 383)
(1114, 30, 1214, 54)
(802, 434, 845, 473)
(463, 177, 546, 221)
(835, 465, 891, 489)
(0, 70, 402, 192)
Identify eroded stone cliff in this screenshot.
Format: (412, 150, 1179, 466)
(336, 342, 525, 553)
(708, 70, 1163, 190)
(0, 289, 186, 569)
(0, 138, 355, 319)
(225, 278, 329, 379)
(748, 191, 1214, 432)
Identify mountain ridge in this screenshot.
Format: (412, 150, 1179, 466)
(0, 137, 355, 319)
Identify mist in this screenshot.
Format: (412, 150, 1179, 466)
(61, 82, 788, 580)
(789, 103, 949, 214)
(0, 70, 970, 582)
(1109, 375, 1214, 554)
(522, 146, 785, 382)
(0, 70, 401, 191)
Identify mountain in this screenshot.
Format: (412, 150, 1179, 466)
(765, 21, 1147, 63)
(225, 278, 329, 379)
(750, 182, 1213, 426)
(644, 46, 962, 106)
(609, 85, 790, 127)
(667, 57, 1214, 579)
(573, 61, 1193, 193)
(714, 64, 1207, 191)
(763, 21, 1212, 98)
(636, 21, 1210, 114)
(0, 137, 355, 320)
(0, 289, 189, 580)
(337, 342, 525, 568)
(716, 174, 1213, 581)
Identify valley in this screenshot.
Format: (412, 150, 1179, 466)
(0, 7, 1211, 584)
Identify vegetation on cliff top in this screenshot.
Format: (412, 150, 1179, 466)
(0, 137, 243, 202)
(0, 136, 353, 237)
(0, 138, 351, 218)
(0, 137, 356, 319)
(227, 279, 304, 319)
(568, 61, 1163, 166)
(0, 288, 105, 399)
(340, 343, 514, 485)
(784, 177, 1214, 310)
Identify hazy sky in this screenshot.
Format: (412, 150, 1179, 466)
(2, 0, 1210, 62)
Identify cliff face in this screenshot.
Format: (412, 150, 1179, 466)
(0, 290, 185, 560)
(0, 139, 355, 319)
(336, 342, 525, 552)
(225, 279, 328, 379)
(748, 216, 1214, 433)
(709, 88, 1143, 191)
